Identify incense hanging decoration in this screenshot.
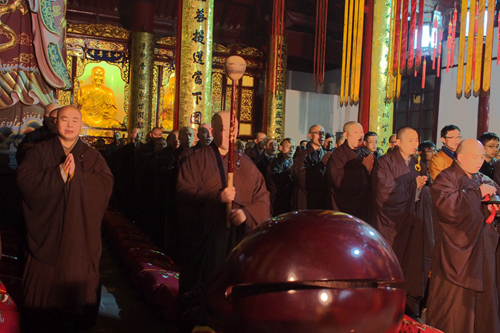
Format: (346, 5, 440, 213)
(446, 14, 452, 72)
(450, 4, 457, 66)
(455, 0, 492, 99)
(314, 0, 329, 90)
(437, 30, 443, 77)
(407, 0, 417, 72)
(339, 0, 365, 106)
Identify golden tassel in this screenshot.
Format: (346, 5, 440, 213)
(473, 0, 485, 97)
(482, 0, 495, 95)
(340, 0, 349, 106)
(456, 1, 468, 99)
(464, 0, 476, 99)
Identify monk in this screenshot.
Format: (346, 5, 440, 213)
(176, 111, 270, 295)
(196, 123, 213, 148)
(17, 106, 113, 332)
(292, 124, 331, 210)
(427, 138, 500, 333)
(245, 131, 268, 174)
(326, 121, 373, 221)
(267, 138, 295, 216)
(372, 127, 433, 319)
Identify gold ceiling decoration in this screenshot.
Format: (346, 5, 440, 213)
(67, 24, 130, 40)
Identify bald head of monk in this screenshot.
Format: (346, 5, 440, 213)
(212, 111, 237, 154)
(57, 106, 82, 144)
(44, 103, 61, 117)
(179, 126, 194, 149)
(456, 138, 485, 177)
(396, 127, 419, 159)
(307, 124, 325, 150)
(343, 121, 364, 149)
(198, 123, 213, 147)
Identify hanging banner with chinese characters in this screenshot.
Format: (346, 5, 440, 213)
(267, 35, 287, 144)
(177, 0, 214, 128)
(370, 0, 393, 152)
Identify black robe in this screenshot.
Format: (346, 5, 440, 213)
(372, 146, 434, 305)
(327, 142, 372, 222)
(291, 144, 328, 210)
(266, 154, 293, 216)
(16, 137, 113, 331)
(427, 162, 500, 332)
(176, 143, 270, 294)
(245, 146, 268, 176)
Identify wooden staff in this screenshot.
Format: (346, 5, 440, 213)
(224, 55, 247, 228)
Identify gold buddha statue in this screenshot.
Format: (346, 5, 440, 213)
(78, 66, 122, 128)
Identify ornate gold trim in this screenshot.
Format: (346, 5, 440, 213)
(87, 40, 125, 52)
(157, 36, 176, 46)
(67, 24, 130, 40)
(213, 43, 229, 53)
(238, 47, 263, 57)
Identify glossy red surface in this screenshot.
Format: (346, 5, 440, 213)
(223, 210, 403, 285)
(234, 288, 405, 333)
(204, 210, 406, 332)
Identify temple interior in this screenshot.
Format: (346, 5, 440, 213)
(0, 0, 499, 332)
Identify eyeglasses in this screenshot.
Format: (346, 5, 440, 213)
(445, 136, 462, 140)
(486, 145, 500, 149)
(389, 141, 397, 144)
(310, 131, 325, 136)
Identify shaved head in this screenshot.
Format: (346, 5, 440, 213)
(44, 103, 61, 117)
(343, 121, 364, 149)
(396, 126, 417, 140)
(456, 139, 485, 176)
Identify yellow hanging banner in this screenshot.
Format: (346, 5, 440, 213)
(464, 0, 476, 98)
(482, 0, 495, 95)
(344, 0, 355, 105)
(352, 0, 365, 105)
(456, 0, 468, 98)
(473, 0, 485, 97)
(340, 0, 349, 106)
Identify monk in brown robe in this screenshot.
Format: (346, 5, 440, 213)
(176, 111, 270, 295)
(327, 121, 373, 221)
(292, 124, 331, 210)
(372, 127, 433, 319)
(427, 138, 500, 333)
(17, 106, 113, 332)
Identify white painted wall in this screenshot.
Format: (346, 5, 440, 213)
(284, 69, 359, 143)
(438, 27, 499, 141)
(284, 90, 358, 143)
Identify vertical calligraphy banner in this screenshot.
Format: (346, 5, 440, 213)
(266, 36, 287, 144)
(177, 0, 214, 128)
(369, 0, 393, 151)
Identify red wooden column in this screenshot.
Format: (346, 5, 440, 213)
(477, 94, 489, 136)
(359, 0, 374, 131)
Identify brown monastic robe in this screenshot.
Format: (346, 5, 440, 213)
(17, 137, 113, 330)
(326, 141, 372, 222)
(291, 143, 328, 210)
(372, 146, 434, 316)
(176, 143, 270, 294)
(427, 162, 500, 333)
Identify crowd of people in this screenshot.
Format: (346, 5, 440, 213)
(13, 102, 500, 332)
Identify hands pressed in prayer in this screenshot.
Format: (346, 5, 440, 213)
(480, 184, 497, 198)
(416, 175, 428, 190)
(362, 154, 375, 174)
(230, 208, 246, 226)
(62, 153, 75, 179)
(221, 186, 236, 203)
(321, 151, 332, 165)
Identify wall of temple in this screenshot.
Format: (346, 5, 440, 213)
(284, 69, 358, 143)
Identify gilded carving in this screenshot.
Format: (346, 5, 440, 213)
(157, 48, 174, 59)
(151, 65, 158, 128)
(66, 38, 84, 47)
(211, 72, 223, 113)
(87, 40, 125, 52)
(213, 43, 229, 53)
(157, 36, 176, 46)
(238, 47, 263, 57)
(67, 24, 130, 40)
(240, 88, 253, 121)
